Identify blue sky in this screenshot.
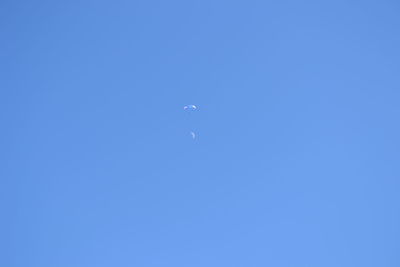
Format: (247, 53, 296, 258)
(2, 0, 400, 266)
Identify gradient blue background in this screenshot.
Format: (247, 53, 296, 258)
(2, 0, 400, 266)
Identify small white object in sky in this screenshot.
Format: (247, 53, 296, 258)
(183, 104, 197, 110)
(184, 105, 197, 140)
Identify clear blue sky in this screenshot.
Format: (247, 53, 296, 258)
(2, 0, 400, 266)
